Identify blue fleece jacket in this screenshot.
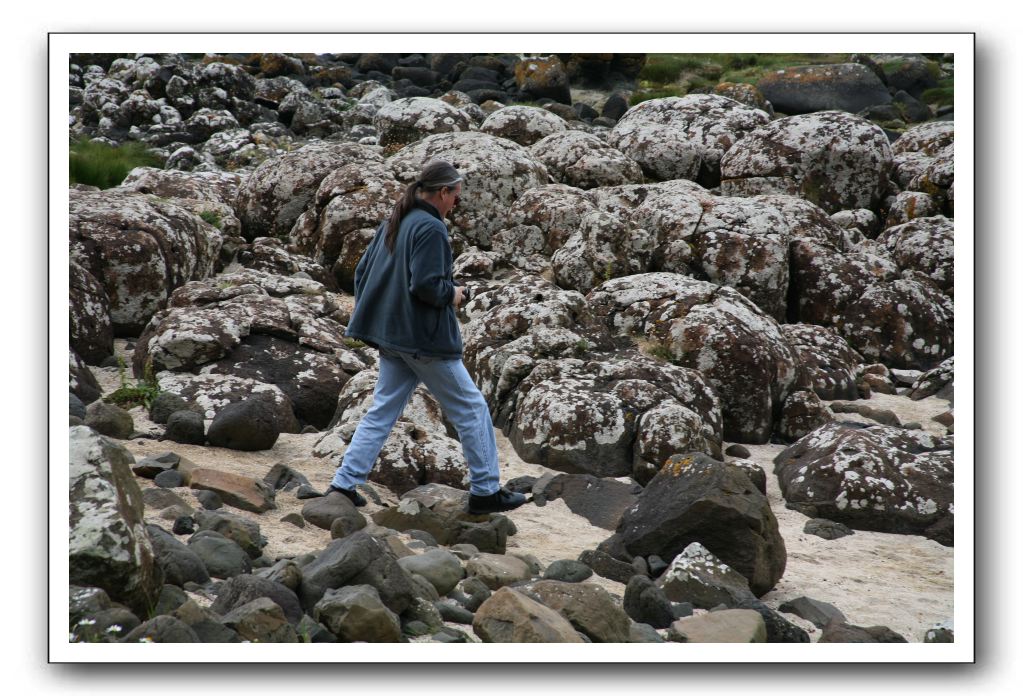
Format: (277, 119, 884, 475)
(344, 200, 463, 359)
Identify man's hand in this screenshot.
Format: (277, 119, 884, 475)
(453, 286, 465, 308)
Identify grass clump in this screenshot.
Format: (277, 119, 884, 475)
(343, 338, 366, 349)
(199, 210, 223, 229)
(69, 138, 162, 189)
(104, 357, 161, 410)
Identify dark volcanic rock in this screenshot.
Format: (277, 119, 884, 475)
(206, 397, 281, 451)
(604, 453, 786, 596)
(756, 63, 892, 115)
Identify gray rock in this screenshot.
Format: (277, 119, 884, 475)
(577, 548, 637, 584)
(534, 474, 641, 531)
(193, 509, 266, 559)
(121, 615, 200, 643)
(818, 621, 907, 643)
(210, 574, 303, 625)
(295, 614, 336, 643)
(164, 410, 205, 445)
(206, 398, 281, 451)
(778, 596, 848, 629)
(172, 599, 239, 643)
(263, 463, 311, 492)
(667, 608, 767, 643)
(724, 444, 751, 459)
(656, 542, 757, 609)
(924, 618, 954, 643)
(803, 518, 854, 540)
(435, 598, 474, 624)
(194, 489, 223, 510)
(153, 583, 189, 616)
(131, 451, 181, 479)
(221, 597, 299, 642)
(734, 598, 811, 643)
(465, 553, 533, 590)
(146, 524, 210, 587)
(472, 586, 585, 643)
(542, 559, 593, 583)
(186, 530, 252, 579)
(70, 426, 162, 616)
(70, 393, 87, 419)
(313, 584, 401, 642)
(756, 63, 892, 115)
(149, 392, 191, 424)
(153, 470, 185, 488)
(451, 576, 491, 612)
(302, 491, 365, 532)
(397, 548, 466, 596)
(142, 487, 189, 510)
(623, 575, 674, 629)
(526, 579, 632, 643)
(281, 512, 305, 528)
(628, 621, 665, 642)
(84, 401, 134, 439)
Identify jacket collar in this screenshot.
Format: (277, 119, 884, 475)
(413, 198, 443, 221)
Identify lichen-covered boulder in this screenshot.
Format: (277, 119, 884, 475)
(788, 238, 899, 325)
(774, 422, 953, 545)
(198, 61, 257, 101)
(837, 278, 953, 370)
(892, 121, 955, 157)
(480, 105, 568, 146)
(70, 348, 102, 405)
(876, 216, 954, 296)
(587, 273, 800, 443)
(70, 426, 163, 616)
(134, 270, 370, 430)
(756, 63, 892, 115)
(288, 160, 403, 291)
(70, 259, 113, 365)
(312, 369, 469, 495)
(605, 453, 787, 596)
(118, 167, 243, 209)
(513, 55, 571, 104)
(157, 372, 301, 434)
(781, 324, 864, 400)
(720, 111, 893, 214)
(778, 390, 833, 442)
(235, 237, 333, 288)
(607, 95, 770, 186)
(235, 141, 383, 241)
(527, 130, 642, 189)
(909, 356, 954, 402)
(883, 191, 942, 229)
(372, 97, 472, 149)
(70, 189, 223, 335)
(388, 131, 549, 248)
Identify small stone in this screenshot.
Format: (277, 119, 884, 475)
(435, 599, 474, 624)
(85, 401, 134, 439)
(194, 490, 223, 510)
(149, 393, 190, 425)
(164, 410, 206, 445)
(724, 444, 751, 459)
(408, 529, 439, 547)
(803, 518, 854, 540)
(295, 484, 322, 500)
(281, 513, 305, 528)
(542, 559, 593, 583)
(172, 516, 196, 535)
(924, 618, 954, 643)
(647, 555, 668, 577)
(778, 596, 847, 629)
(154, 470, 185, 488)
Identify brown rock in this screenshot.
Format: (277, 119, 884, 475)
(472, 587, 585, 643)
(189, 468, 276, 513)
(668, 608, 767, 643)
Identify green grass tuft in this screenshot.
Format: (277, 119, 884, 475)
(70, 138, 162, 189)
(104, 357, 161, 410)
(199, 210, 223, 229)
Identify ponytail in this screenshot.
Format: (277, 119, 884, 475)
(384, 159, 463, 253)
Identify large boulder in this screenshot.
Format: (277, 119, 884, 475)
(155, 372, 301, 434)
(69, 426, 163, 616)
(525, 579, 632, 642)
(313, 585, 402, 642)
(774, 422, 953, 545)
(388, 131, 549, 248)
(756, 63, 892, 115)
(118, 167, 243, 209)
(528, 130, 643, 189)
(145, 524, 210, 587)
(210, 574, 303, 626)
(607, 95, 770, 186)
(70, 260, 113, 364)
(234, 141, 383, 241)
(287, 160, 404, 292)
(587, 273, 800, 443)
(876, 216, 954, 297)
(69, 189, 223, 335)
(206, 398, 283, 451)
(720, 111, 893, 214)
(781, 324, 864, 401)
(603, 452, 786, 596)
(372, 97, 472, 149)
(837, 278, 953, 370)
(480, 105, 568, 146)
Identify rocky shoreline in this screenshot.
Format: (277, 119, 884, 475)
(68, 52, 955, 645)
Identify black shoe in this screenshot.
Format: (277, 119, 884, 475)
(467, 487, 528, 515)
(325, 484, 367, 507)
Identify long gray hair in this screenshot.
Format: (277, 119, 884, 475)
(385, 159, 463, 253)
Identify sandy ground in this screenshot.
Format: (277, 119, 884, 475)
(93, 340, 954, 642)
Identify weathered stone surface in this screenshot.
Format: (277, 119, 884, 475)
(119, 167, 243, 209)
(778, 595, 848, 628)
(606, 453, 786, 596)
(720, 111, 892, 214)
(186, 530, 252, 578)
(472, 587, 585, 643)
(210, 574, 303, 626)
(186, 468, 276, 513)
(388, 130, 549, 248)
(235, 141, 383, 241)
(533, 474, 641, 531)
(313, 584, 402, 642)
(372, 97, 472, 148)
(608, 95, 770, 186)
(782, 324, 864, 401)
(84, 400, 134, 440)
(837, 278, 952, 371)
(146, 523, 210, 587)
(465, 553, 533, 590)
(876, 216, 954, 296)
(623, 574, 674, 629)
(480, 105, 568, 146)
(70, 426, 163, 616)
(528, 130, 643, 189)
(514, 55, 571, 104)
(172, 599, 240, 643)
(818, 621, 907, 643)
(803, 518, 855, 540)
(221, 597, 299, 642)
(397, 548, 466, 596)
(70, 189, 223, 335)
(587, 273, 798, 443)
(301, 491, 367, 533)
(778, 390, 834, 442)
(193, 509, 266, 559)
(756, 63, 892, 115)
(883, 191, 941, 229)
(668, 609, 767, 643)
(70, 260, 114, 365)
(205, 397, 282, 451)
(774, 422, 953, 545)
(655, 542, 757, 609)
(526, 579, 632, 642)
(122, 615, 201, 643)
(909, 357, 953, 402)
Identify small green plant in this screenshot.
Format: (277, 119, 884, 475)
(69, 137, 162, 189)
(574, 338, 590, 356)
(343, 337, 366, 349)
(199, 210, 223, 229)
(104, 356, 161, 410)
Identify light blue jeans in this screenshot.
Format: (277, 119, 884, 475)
(330, 348, 501, 496)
